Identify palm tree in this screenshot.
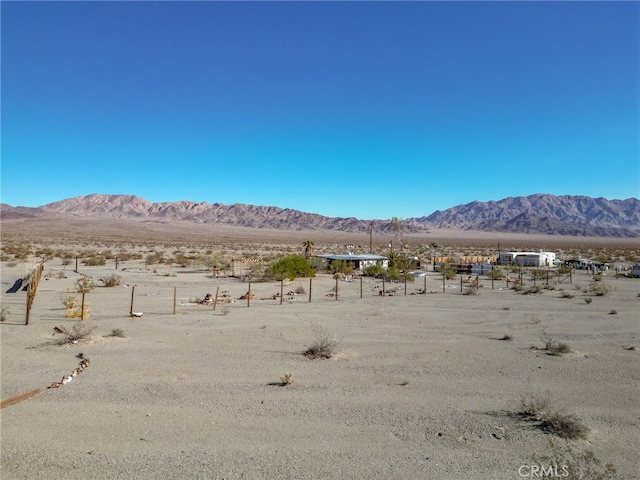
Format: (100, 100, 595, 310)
(303, 240, 314, 260)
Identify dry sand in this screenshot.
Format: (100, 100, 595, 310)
(1, 246, 639, 479)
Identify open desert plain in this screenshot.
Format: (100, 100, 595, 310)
(1, 220, 639, 479)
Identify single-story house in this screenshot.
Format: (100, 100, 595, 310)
(317, 254, 389, 272)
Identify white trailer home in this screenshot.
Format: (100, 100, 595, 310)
(498, 251, 556, 267)
(317, 254, 389, 272)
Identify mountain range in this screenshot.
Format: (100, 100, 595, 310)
(1, 193, 638, 238)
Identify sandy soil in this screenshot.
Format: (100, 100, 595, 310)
(1, 247, 639, 479)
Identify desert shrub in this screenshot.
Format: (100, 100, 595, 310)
(116, 250, 142, 261)
(0, 305, 9, 322)
(557, 266, 571, 275)
(53, 321, 97, 345)
(588, 281, 611, 297)
(534, 439, 615, 480)
(221, 306, 231, 316)
(146, 253, 167, 265)
(304, 323, 338, 359)
(541, 332, 571, 356)
(102, 274, 121, 287)
(584, 297, 593, 304)
(293, 283, 306, 295)
(519, 392, 553, 420)
(522, 285, 544, 295)
(83, 256, 106, 266)
(6, 261, 18, 267)
(499, 333, 513, 341)
(609, 309, 618, 315)
(280, 372, 294, 386)
(267, 254, 315, 281)
(107, 328, 126, 338)
(518, 394, 589, 440)
(540, 411, 589, 440)
(463, 284, 479, 295)
(440, 264, 457, 280)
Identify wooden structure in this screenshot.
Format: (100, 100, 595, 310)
(25, 261, 45, 325)
(431, 256, 495, 265)
(231, 257, 264, 278)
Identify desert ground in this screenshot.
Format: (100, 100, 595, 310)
(1, 223, 639, 479)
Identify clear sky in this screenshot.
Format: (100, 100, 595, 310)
(2, 1, 638, 220)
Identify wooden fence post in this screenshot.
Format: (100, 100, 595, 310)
(81, 291, 86, 320)
(335, 277, 339, 300)
(360, 277, 363, 299)
(213, 286, 219, 311)
(280, 280, 284, 305)
(247, 282, 251, 308)
(404, 276, 407, 295)
(129, 286, 135, 317)
(25, 289, 32, 325)
(173, 287, 177, 315)
(309, 278, 312, 303)
(442, 274, 446, 293)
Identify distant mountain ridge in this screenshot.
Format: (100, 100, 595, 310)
(1, 193, 638, 238)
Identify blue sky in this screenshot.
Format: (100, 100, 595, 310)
(2, 1, 638, 220)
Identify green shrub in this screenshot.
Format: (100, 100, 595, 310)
(488, 268, 505, 280)
(267, 254, 315, 281)
(363, 263, 385, 277)
(530, 269, 547, 281)
(440, 263, 457, 280)
(327, 259, 354, 276)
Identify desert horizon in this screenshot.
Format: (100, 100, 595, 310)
(1, 222, 639, 479)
